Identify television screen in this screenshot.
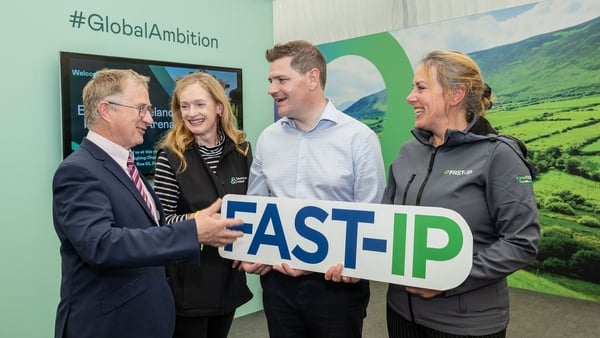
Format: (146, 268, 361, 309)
(59, 51, 243, 177)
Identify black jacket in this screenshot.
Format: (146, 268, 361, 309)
(159, 137, 253, 317)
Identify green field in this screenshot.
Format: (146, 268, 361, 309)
(582, 139, 600, 152)
(488, 94, 600, 302)
(489, 96, 600, 122)
(509, 269, 600, 302)
(487, 96, 600, 151)
(528, 124, 599, 150)
(535, 170, 600, 206)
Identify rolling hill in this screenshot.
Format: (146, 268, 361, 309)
(470, 16, 600, 106)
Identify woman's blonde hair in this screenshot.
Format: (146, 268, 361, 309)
(419, 50, 492, 119)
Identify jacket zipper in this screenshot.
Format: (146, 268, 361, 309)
(401, 173, 416, 205)
(416, 149, 437, 205)
(407, 147, 438, 322)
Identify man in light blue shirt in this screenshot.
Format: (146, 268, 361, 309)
(248, 100, 384, 203)
(242, 40, 386, 338)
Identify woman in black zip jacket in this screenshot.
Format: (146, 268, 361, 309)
(154, 72, 252, 338)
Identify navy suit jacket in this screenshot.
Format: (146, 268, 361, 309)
(52, 138, 201, 338)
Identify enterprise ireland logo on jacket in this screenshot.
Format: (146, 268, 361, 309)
(516, 175, 533, 184)
(230, 176, 248, 184)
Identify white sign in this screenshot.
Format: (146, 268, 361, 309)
(219, 194, 473, 290)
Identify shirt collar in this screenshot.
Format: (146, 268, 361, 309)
(86, 130, 131, 172)
(279, 99, 339, 131)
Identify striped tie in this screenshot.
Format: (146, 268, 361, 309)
(127, 153, 154, 215)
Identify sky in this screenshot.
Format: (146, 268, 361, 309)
(393, 0, 600, 66)
(326, 55, 383, 109)
(326, 0, 600, 108)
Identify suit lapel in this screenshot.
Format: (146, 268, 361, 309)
(80, 139, 159, 224)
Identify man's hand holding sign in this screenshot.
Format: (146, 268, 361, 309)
(220, 194, 473, 291)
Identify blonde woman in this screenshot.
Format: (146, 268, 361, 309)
(383, 51, 540, 337)
(154, 72, 252, 338)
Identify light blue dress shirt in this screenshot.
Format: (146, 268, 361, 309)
(248, 100, 385, 204)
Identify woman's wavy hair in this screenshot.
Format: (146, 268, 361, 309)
(156, 71, 247, 173)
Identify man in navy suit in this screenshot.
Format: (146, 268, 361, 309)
(52, 68, 244, 338)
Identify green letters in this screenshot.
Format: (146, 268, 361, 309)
(391, 213, 407, 276)
(413, 215, 463, 278)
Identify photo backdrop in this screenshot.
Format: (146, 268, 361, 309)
(318, 0, 600, 302)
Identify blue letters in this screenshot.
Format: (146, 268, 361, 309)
(224, 200, 256, 251)
(248, 203, 291, 259)
(331, 209, 375, 269)
(292, 206, 329, 264)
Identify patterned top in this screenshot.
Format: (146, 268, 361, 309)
(154, 131, 225, 224)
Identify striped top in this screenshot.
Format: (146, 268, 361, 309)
(154, 132, 225, 224)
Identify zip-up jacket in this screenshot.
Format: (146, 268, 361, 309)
(158, 137, 253, 317)
(382, 123, 540, 336)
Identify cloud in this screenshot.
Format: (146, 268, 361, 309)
(392, 0, 600, 66)
(325, 55, 385, 107)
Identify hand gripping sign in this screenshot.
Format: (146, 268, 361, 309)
(219, 194, 473, 290)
